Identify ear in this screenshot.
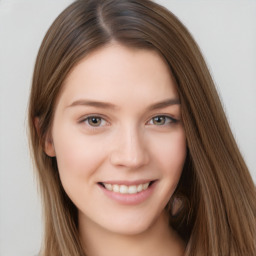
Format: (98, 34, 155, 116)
(44, 134, 56, 157)
(34, 117, 56, 157)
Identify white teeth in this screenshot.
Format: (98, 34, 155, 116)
(143, 183, 149, 190)
(105, 183, 113, 191)
(128, 185, 137, 194)
(113, 184, 119, 192)
(119, 185, 128, 194)
(103, 182, 150, 194)
(137, 184, 143, 192)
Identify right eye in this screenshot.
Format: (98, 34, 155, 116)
(82, 116, 107, 128)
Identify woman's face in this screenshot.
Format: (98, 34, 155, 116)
(45, 44, 187, 235)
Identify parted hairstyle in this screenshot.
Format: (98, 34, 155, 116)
(28, 0, 256, 255)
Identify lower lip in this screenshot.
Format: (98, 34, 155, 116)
(98, 181, 157, 205)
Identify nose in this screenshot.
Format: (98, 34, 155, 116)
(110, 126, 150, 169)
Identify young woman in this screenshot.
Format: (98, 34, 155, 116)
(28, 0, 256, 255)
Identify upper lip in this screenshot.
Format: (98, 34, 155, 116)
(98, 179, 156, 186)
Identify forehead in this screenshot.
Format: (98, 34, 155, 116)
(59, 43, 178, 107)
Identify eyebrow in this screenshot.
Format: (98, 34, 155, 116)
(66, 98, 180, 110)
(67, 99, 117, 110)
(147, 98, 180, 111)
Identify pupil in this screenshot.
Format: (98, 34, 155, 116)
(154, 116, 164, 125)
(89, 117, 101, 126)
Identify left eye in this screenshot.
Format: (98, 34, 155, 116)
(148, 116, 175, 126)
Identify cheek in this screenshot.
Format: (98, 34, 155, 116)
(52, 124, 107, 184)
(146, 129, 187, 213)
(151, 129, 187, 177)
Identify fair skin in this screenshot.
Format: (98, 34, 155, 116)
(45, 43, 186, 256)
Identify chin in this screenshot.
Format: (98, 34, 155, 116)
(114, 223, 151, 236)
(101, 210, 165, 236)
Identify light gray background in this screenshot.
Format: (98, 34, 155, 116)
(0, 0, 255, 255)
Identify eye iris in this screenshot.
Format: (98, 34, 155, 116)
(88, 117, 101, 126)
(153, 116, 165, 125)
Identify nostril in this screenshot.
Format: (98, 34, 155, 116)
(109, 149, 150, 168)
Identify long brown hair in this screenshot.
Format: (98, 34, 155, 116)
(28, 0, 256, 255)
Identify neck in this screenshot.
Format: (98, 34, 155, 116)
(79, 211, 185, 256)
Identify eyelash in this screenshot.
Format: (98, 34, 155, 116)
(79, 115, 108, 129)
(147, 115, 177, 126)
(79, 114, 177, 129)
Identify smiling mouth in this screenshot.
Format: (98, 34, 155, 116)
(98, 181, 155, 194)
